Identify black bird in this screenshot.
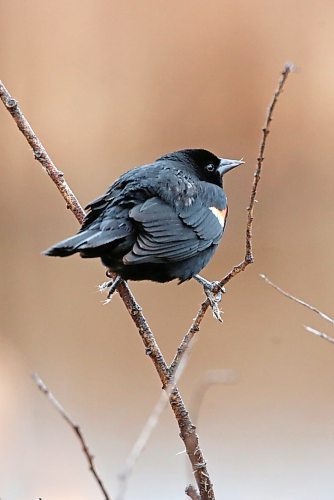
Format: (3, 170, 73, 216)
(44, 149, 243, 309)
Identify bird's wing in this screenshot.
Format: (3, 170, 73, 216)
(179, 200, 228, 241)
(82, 184, 123, 229)
(124, 197, 226, 264)
(81, 164, 155, 230)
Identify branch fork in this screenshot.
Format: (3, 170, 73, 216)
(0, 64, 293, 500)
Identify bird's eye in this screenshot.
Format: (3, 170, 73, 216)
(206, 164, 215, 172)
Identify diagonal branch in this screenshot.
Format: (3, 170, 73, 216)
(170, 64, 294, 375)
(170, 301, 209, 376)
(115, 282, 214, 499)
(0, 79, 214, 499)
(261, 274, 334, 346)
(0, 81, 85, 224)
(260, 274, 334, 326)
(32, 373, 111, 499)
(304, 326, 334, 345)
(116, 332, 195, 500)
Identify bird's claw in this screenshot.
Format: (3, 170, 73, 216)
(202, 281, 225, 322)
(98, 276, 123, 302)
(98, 280, 113, 292)
(193, 275, 225, 322)
(204, 288, 224, 322)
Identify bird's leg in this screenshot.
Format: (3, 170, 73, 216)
(98, 274, 123, 304)
(193, 274, 226, 322)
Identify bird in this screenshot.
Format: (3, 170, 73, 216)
(44, 149, 243, 315)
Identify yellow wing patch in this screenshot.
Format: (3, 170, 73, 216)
(209, 207, 228, 228)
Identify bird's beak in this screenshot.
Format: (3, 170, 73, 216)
(218, 158, 244, 176)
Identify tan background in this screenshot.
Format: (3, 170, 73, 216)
(1, 1, 334, 499)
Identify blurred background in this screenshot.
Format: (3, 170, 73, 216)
(1, 1, 334, 499)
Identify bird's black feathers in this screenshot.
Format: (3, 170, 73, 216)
(124, 197, 216, 265)
(44, 149, 242, 283)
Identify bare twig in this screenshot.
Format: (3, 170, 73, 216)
(171, 64, 294, 373)
(260, 274, 334, 345)
(32, 373, 110, 500)
(304, 326, 334, 345)
(170, 301, 209, 376)
(0, 81, 85, 224)
(222, 64, 294, 283)
(116, 335, 195, 500)
(0, 79, 214, 498)
(260, 274, 334, 326)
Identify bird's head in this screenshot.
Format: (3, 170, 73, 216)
(162, 149, 244, 186)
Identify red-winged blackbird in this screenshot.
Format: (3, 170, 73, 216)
(44, 149, 243, 300)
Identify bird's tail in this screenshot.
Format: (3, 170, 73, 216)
(43, 221, 132, 257)
(43, 231, 92, 257)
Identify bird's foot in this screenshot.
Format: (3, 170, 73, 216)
(205, 286, 224, 322)
(98, 275, 123, 304)
(193, 275, 225, 322)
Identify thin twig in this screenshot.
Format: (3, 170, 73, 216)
(170, 301, 209, 376)
(170, 64, 294, 373)
(32, 373, 110, 500)
(116, 335, 195, 500)
(0, 79, 214, 499)
(0, 81, 85, 224)
(304, 326, 334, 345)
(260, 274, 334, 326)
(223, 63, 294, 282)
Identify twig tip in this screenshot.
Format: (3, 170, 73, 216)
(284, 62, 296, 73)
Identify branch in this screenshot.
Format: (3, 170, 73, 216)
(115, 283, 214, 498)
(0, 81, 85, 224)
(223, 63, 294, 283)
(32, 373, 110, 500)
(261, 274, 334, 346)
(0, 79, 214, 498)
(170, 301, 209, 376)
(170, 64, 294, 374)
(260, 274, 334, 326)
(1, 65, 293, 499)
(116, 334, 194, 500)
(304, 326, 334, 345)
